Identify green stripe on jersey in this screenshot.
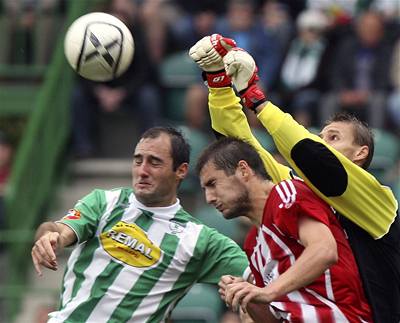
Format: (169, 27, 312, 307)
(62, 238, 100, 306)
(149, 228, 205, 322)
(66, 260, 124, 322)
(102, 190, 132, 232)
(135, 210, 154, 231)
(107, 233, 179, 322)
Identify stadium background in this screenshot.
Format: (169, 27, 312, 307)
(0, 0, 399, 322)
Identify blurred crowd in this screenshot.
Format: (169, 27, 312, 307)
(2, 0, 400, 150)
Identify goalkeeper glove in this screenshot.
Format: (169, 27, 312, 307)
(223, 48, 267, 112)
(189, 34, 236, 88)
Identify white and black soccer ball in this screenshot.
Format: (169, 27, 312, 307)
(64, 12, 134, 81)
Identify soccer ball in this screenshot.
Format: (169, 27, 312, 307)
(64, 12, 134, 81)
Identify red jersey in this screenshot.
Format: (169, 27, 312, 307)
(244, 179, 372, 322)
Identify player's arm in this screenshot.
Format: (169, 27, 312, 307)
(197, 228, 250, 284)
(222, 47, 397, 239)
(264, 216, 338, 298)
(31, 222, 77, 276)
(225, 217, 338, 312)
(254, 99, 397, 238)
(32, 189, 105, 276)
(189, 35, 292, 184)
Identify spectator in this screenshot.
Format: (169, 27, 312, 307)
(140, 0, 181, 64)
(182, 83, 209, 131)
(0, 132, 13, 195)
(171, 5, 218, 52)
(216, 0, 258, 52)
(0, 131, 13, 250)
(253, 0, 293, 91)
(387, 37, 400, 133)
(321, 10, 393, 128)
(1, 0, 62, 65)
(177, 84, 211, 202)
(70, 0, 161, 158)
(272, 9, 331, 126)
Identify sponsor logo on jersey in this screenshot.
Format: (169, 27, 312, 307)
(63, 209, 81, 220)
(100, 221, 161, 268)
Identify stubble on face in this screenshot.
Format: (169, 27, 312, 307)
(222, 180, 253, 219)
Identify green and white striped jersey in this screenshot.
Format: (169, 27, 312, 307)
(48, 188, 249, 323)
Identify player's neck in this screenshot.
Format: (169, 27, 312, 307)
(248, 180, 274, 227)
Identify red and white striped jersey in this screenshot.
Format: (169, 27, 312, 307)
(244, 179, 372, 322)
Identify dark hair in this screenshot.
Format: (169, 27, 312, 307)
(196, 137, 271, 180)
(324, 112, 374, 169)
(140, 127, 190, 171)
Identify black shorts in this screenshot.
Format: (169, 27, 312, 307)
(339, 213, 400, 323)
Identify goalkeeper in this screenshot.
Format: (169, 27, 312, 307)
(189, 34, 400, 323)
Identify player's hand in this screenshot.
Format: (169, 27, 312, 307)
(189, 34, 236, 88)
(218, 275, 245, 303)
(189, 34, 236, 72)
(223, 49, 267, 111)
(31, 231, 60, 276)
(225, 281, 272, 313)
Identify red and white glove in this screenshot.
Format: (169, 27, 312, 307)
(189, 34, 236, 88)
(223, 49, 267, 112)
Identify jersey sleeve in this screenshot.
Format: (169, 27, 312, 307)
(209, 87, 292, 184)
(196, 228, 249, 284)
(257, 102, 398, 239)
(57, 189, 106, 243)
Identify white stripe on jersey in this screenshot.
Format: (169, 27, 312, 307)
(136, 222, 204, 323)
(306, 288, 349, 322)
(261, 225, 295, 265)
(251, 230, 279, 286)
(325, 269, 335, 301)
(275, 180, 297, 209)
(270, 292, 319, 322)
(60, 244, 85, 307)
(251, 234, 263, 275)
(285, 180, 297, 201)
(58, 190, 122, 310)
(96, 190, 123, 236)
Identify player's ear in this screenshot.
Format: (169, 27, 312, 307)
(175, 163, 189, 181)
(354, 145, 369, 165)
(237, 160, 250, 178)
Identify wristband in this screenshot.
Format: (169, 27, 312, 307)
(240, 84, 267, 112)
(202, 70, 232, 88)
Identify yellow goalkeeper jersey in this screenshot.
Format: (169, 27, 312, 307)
(209, 87, 398, 239)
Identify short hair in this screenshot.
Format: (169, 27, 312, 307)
(324, 112, 374, 169)
(140, 127, 190, 171)
(196, 137, 271, 180)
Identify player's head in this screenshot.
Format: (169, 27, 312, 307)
(132, 127, 190, 206)
(197, 137, 271, 219)
(320, 112, 374, 169)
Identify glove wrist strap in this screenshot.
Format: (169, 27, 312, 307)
(203, 71, 232, 88)
(239, 84, 267, 112)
